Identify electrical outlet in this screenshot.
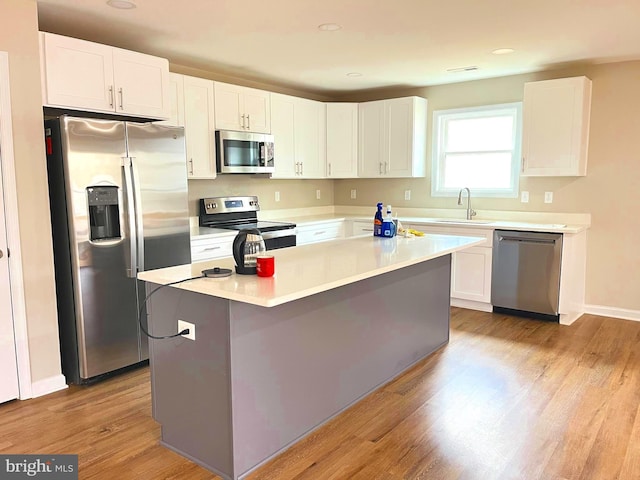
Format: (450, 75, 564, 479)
(521, 191, 529, 203)
(275, 191, 280, 202)
(177, 320, 195, 341)
(404, 190, 411, 201)
(350, 189, 357, 199)
(544, 191, 553, 204)
(316, 189, 321, 200)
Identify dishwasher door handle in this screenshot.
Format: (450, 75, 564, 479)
(499, 236, 557, 245)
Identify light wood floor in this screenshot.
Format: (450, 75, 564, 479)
(2, 308, 640, 480)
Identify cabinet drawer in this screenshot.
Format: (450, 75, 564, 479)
(191, 236, 234, 262)
(351, 220, 374, 236)
(297, 222, 345, 245)
(402, 223, 493, 247)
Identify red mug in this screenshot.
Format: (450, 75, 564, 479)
(256, 255, 275, 277)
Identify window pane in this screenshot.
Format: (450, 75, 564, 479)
(446, 116, 514, 152)
(443, 152, 513, 189)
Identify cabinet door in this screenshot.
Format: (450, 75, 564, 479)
(385, 97, 427, 177)
(451, 246, 492, 303)
(243, 87, 271, 133)
(358, 101, 385, 177)
(522, 76, 591, 176)
(296, 98, 325, 178)
(270, 93, 297, 178)
(112, 48, 170, 119)
(41, 32, 115, 113)
(183, 75, 216, 179)
(214, 82, 244, 131)
(326, 103, 358, 178)
(158, 73, 185, 127)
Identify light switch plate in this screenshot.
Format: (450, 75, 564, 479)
(404, 190, 411, 201)
(521, 191, 529, 203)
(177, 320, 195, 341)
(275, 191, 280, 202)
(316, 189, 321, 200)
(350, 189, 357, 199)
(544, 191, 553, 203)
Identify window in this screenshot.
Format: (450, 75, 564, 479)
(431, 103, 522, 198)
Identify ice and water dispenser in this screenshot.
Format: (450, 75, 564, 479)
(87, 186, 121, 241)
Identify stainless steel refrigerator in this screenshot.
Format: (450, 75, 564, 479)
(45, 116, 191, 384)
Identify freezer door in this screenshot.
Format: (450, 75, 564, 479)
(126, 123, 191, 359)
(60, 117, 142, 380)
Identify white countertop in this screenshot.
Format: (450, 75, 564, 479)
(140, 233, 484, 307)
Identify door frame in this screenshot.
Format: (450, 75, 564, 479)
(0, 51, 33, 399)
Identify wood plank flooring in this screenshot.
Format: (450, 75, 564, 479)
(2, 308, 640, 479)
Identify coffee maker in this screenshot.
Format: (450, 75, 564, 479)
(232, 228, 266, 274)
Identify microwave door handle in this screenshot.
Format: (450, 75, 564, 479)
(123, 157, 137, 278)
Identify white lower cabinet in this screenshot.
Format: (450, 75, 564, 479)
(191, 235, 235, 262)
(349, 220, 374, 236)
(404, 223, 493, 311)
(296, 221, 345, 245)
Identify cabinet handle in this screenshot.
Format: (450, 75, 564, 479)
(300, 162, 303, 175)
(189, 158, 194, 175)
(241, 114, 246, 129)
(521, 157, 525, 173)
(379, 162, 383, 174)
(328, 163, 331, 176)
(246, 114, 250, 130)
(203, 246, 221, 251)
(361, 228, 374, 232)
(108, 86, 114, 107)
(118, 87, 124, 109)
(314, 231, 326, 235)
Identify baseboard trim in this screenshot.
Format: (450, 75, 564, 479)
(584, 305, 640, 322)
(30, 374, 68, 398)
(450, 298, 493, 312)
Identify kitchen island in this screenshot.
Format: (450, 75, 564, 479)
(138, 233, 483, 480)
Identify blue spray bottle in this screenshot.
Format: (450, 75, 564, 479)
(374, 202, 384, 237)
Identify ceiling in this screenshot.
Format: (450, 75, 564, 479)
(36, 0, 640, 96)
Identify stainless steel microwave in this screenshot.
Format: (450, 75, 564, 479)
(215, 130, 275, 174)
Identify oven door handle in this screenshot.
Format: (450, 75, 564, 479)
(261, 228, 297, 240)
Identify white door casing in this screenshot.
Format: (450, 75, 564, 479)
(0, 51, 31, 400)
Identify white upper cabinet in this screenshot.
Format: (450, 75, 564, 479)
(183, 75, 216, 179)
(158, 73, 185, 127)
(271, 93, 325, 178)
(159, 73, 216, 179)
(521, 76, 592, 176)
(213, 82, 271, 133)
(40, 32, 170, 120)
(326, 103, 358, 178)
(358, 96, 427, 178)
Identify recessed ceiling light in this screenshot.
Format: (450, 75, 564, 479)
(346, 72, 362, 77)
(492, 48, 515, 55)
(446, 66, 479, 73)
(318, 23, 342, 31)
(107, 0, 136, 9)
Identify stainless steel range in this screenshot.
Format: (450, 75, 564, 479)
(199, 196, 296, 250)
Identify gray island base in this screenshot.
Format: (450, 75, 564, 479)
(147, 254, 451, 480)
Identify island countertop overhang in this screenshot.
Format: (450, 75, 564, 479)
(138, 234, 484, 307)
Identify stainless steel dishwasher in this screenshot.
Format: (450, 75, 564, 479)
(491, 230, 563, 320)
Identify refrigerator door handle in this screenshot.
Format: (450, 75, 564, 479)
(129, 156, 145, 272)
(123, 157, 137, 278)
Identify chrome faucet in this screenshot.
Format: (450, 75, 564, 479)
(457, 187, 476, 220)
